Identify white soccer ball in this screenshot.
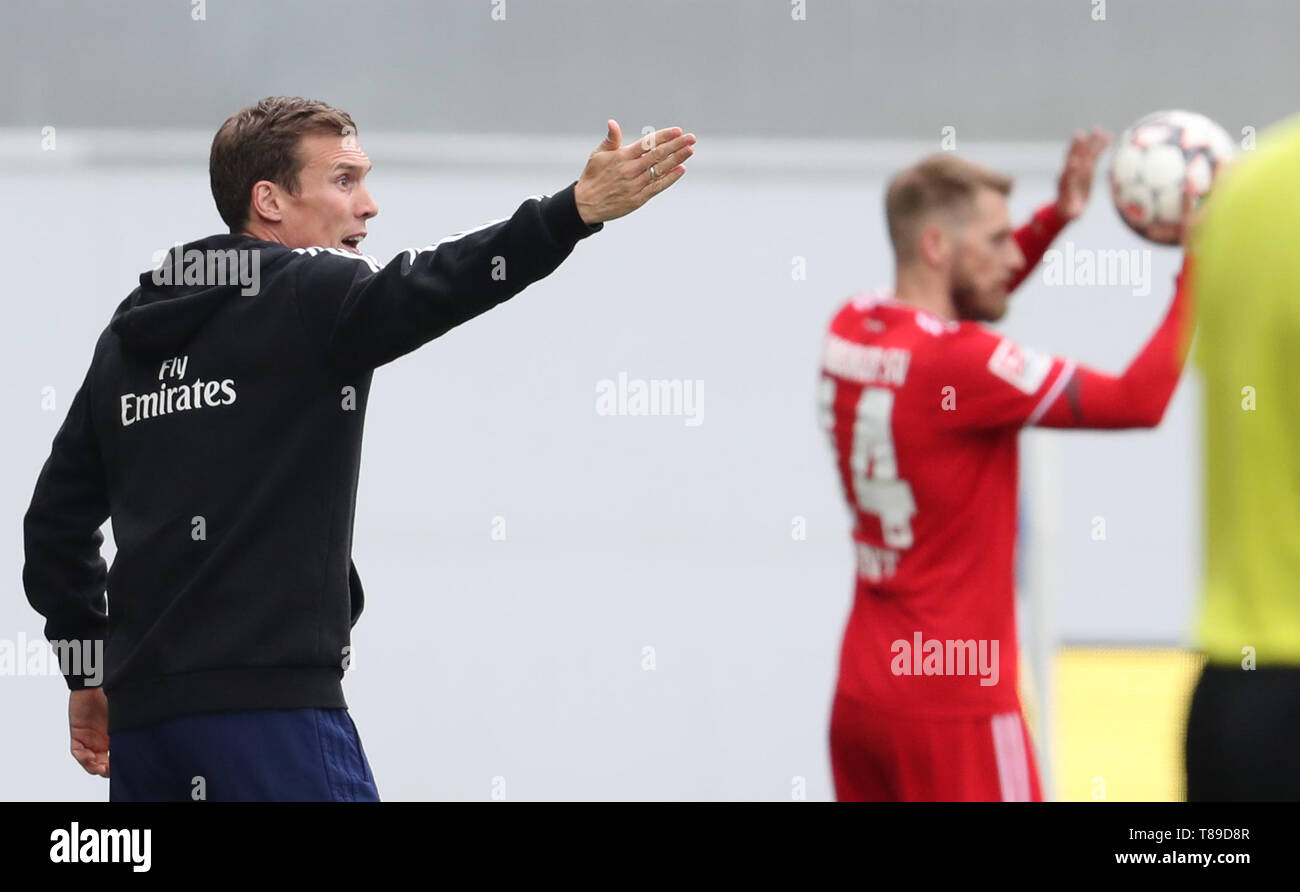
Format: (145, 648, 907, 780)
(1109, 110, 1236, 245)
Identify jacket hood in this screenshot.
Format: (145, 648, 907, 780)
(110, 234, 288, 360)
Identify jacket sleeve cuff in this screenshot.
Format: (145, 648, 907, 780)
(543, 182, 604, 242)
(65, 672, 100, 692)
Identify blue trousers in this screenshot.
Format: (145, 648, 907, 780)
(109, 707, 380, 802)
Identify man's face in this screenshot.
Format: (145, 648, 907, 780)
(257, 131, 378, 254)
(949, 187, 1026, 322)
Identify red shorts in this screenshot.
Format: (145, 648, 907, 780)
(830, 693, 1043, 801)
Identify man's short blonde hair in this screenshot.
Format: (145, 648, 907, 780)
(886, 154, 1013, 263)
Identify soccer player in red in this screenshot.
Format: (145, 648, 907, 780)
(820, 132, 1196, 801)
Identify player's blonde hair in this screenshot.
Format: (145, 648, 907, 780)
(886, 154, 1013, 263)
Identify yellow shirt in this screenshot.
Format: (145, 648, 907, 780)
(1193, 113, 1300, 666)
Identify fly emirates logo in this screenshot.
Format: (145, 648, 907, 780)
(119, 354, 237, 427)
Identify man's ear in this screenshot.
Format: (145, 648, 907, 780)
(249, 180, 284, 225)
(917, 221, 950, 268)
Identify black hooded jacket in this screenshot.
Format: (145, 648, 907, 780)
(22, 182, 600, 732)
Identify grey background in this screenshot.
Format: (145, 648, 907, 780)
(2, 0, 1285, 801)
(4, 0, 1294, 141)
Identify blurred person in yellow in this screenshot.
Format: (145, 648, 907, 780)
(1185, 113, 1300, 801)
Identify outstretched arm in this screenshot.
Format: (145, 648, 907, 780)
(928, 179, 1201, 434)
(295, 120, 697, 376)
(1036, 259, 1194, 429)
(1036, 175, 1208, 430)
(574, 121, 695, 224)
(1007, 128, 1112, 293)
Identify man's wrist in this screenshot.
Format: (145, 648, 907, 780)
(552, 181, 603, 236)
(573, 180, 595, 226)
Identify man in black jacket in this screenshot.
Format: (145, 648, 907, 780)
(22, 96, 695, 801)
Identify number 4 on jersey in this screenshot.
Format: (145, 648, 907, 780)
(820, 376, 916, 549)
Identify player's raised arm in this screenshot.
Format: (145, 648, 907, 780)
(1006, 128, 1111, 292)
(1028, 266, 1190, 429)
(296, 120, 696, 375)
(929, 154, 1211, 434)
(928, 247, 1193, 434)
(1054, 127, 1111, 222)
(1034, 180, 1203, 430)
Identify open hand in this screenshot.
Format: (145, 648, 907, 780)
(1055, 127, 1111, 221)
(574, 120, 695, 224)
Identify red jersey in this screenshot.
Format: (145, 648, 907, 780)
(819, 295, 1074, 715)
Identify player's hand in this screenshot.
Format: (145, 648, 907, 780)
(1055, 127, 1111, 222)
(574, 120, 695, 224)
(69, 687, 110, 777)
(1179, 160, 1232, 252)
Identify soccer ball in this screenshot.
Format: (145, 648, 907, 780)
(1109, 110, 1236, 245)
